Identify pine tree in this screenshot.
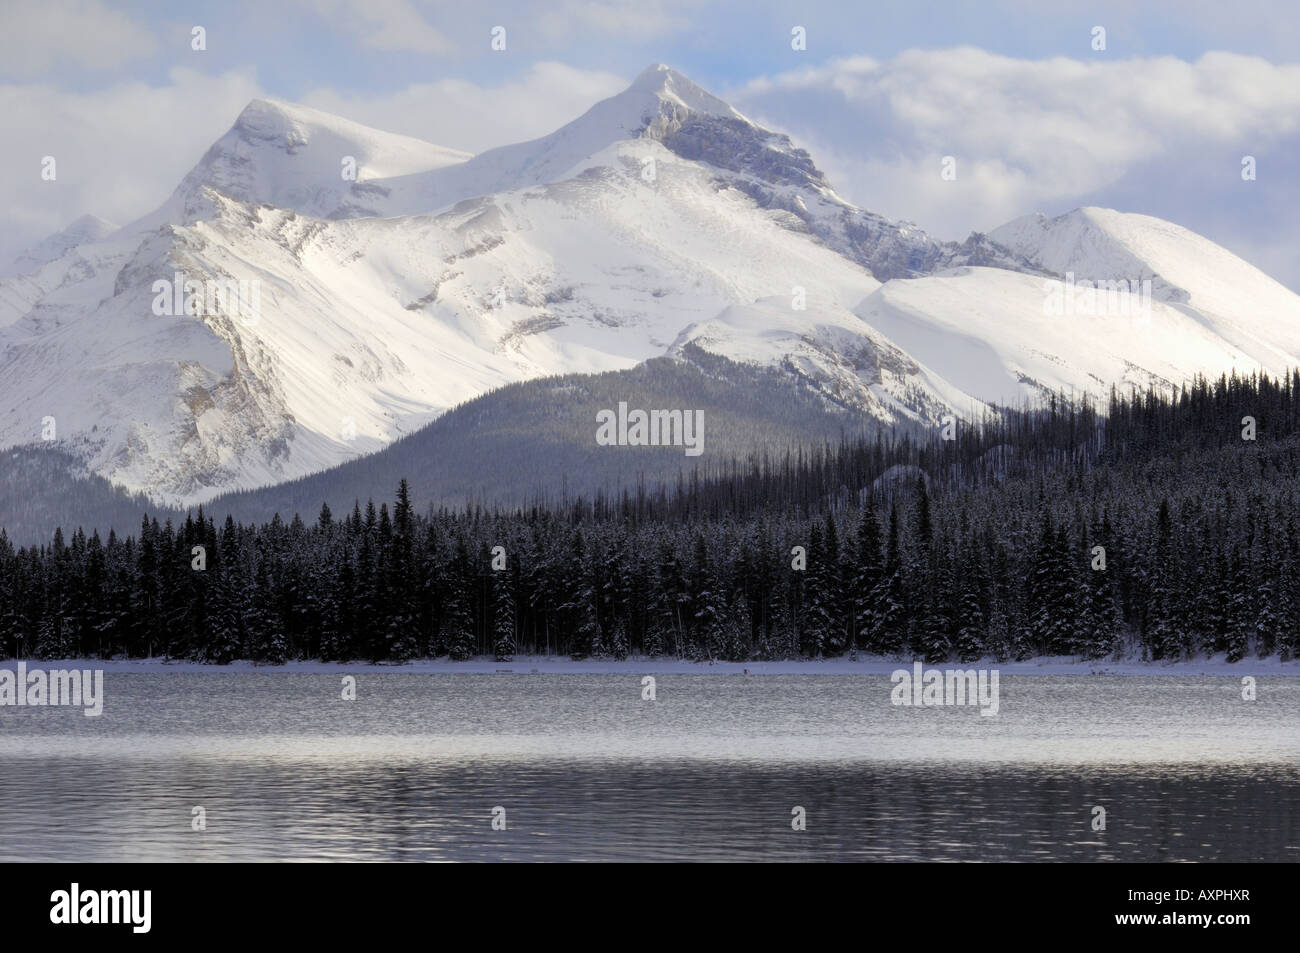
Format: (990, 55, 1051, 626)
(904, 478, 934, 650)
(689, 533, 725, 660)
(609, 617, 631, 660)
(493, 554, 517, 662)
(1281, 522, 1300, 662)
(866, 507, 905, 655)
(1224, 547, 1252, 663)
(0, 531, 21, 659)
(562, 529, 600, 658)
(1145, 499, 1179, 660)
(443, 536, 477, 661)
(821, 512, 847, 654)
(1082, 563, 1121, 660)
(1028, 512, 1075, 655)
(801, 522, 829, 657)
(953, 546, 986, 662)
(917, 558, 954, 663)
(851, 505, 884, 657)
(1252, 545, 1287, 658)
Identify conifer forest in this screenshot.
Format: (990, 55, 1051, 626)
(4, 372, 1298, 665)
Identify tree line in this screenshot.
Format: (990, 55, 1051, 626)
(2, 370, 1299, 663)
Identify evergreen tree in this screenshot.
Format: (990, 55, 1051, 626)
(801, 522, 829, 657)
(689, 533, 725, 660)
(866, 507, 906, 655)
(953, 546, 986, 662)
(443, 536, 477, 661)
(493, 554, 517, 662)
(1224, 547, 1252, 663)
(1144, 499, 1179, 660)
(851, 505, 884, 656)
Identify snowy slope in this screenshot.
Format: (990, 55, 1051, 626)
(0, 230, 139, 330)
(0, 215, 130, 330)
(119, 98, 470, 234)
(2, 214, 118, 278)
(352, 65, 1037, 282)
(3, 68, 1299, 507)
(671, 297, 979, 425)
(0, 134, 896, 502)
(991, 208, 1300, 374)
(343, 64, 763, 218)
(853, 266, 1268, 408)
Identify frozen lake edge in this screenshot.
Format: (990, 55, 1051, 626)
(2, 653, 1297, 676)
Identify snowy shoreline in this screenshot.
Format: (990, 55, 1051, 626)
(1, 653, 1296, 676)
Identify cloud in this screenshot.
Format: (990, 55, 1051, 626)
(730, 49, 1300, 288)
(0, 61, 626, 264)
(990, 0, 1300, 62)
(294, 0, 695, 58)
(6, 37, 1299, 293)
(297, 0, 451, 54)
(299, 61, 628, 154)
(0, 0, 157, 76)
(543, 0, 696, 40)
(0, 68, 263, 261)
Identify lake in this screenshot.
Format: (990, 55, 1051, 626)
(1, 672, 1297, 861)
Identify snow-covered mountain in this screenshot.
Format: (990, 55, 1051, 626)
(853, 265, 1264, 406)
(2, 65, 1298, 506)
(1, 214, 118, 279)
(331, 64, 1038, 282)
(989, 207, 1300, 372)
(121, 98, 471, 232)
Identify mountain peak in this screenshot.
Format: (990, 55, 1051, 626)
(2, 213, 119, 277)
(360, 63, 757, 213)
(234, 96, 297, 119)
(230, 97, 304, 135)
(624, 63, 745, 123)
(632, 62, 673, 84)
(117, 97, 469, 231)
(53, 213, 118, 242)
(230, 97, 380, 142)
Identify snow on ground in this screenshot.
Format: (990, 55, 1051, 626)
(4, 652, 1296, 676)
(990, 206, 1300, 372)
(8, 71, 1300, 507)
(853, 264, 1273, 407)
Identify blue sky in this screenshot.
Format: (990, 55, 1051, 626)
(3, 0, 1299, 288)
(36, 0, 1298, 95)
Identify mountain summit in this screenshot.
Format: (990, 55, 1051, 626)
(2, 67, 1298, 506)
(120, 97, 470, 232)
(0, 214, 118, 279)
(338, 63, 820, 218)
(627, 63, 746, 118)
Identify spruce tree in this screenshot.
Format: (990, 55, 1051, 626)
(852, 505, 884, 656)
(493, 554, 517, 662)
(953, 546, 986, 662)
(866, 507, 905, 655)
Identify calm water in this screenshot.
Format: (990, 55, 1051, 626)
(1, 672, 1297, 861)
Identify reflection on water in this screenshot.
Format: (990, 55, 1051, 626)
(1, 674, 1297, 861)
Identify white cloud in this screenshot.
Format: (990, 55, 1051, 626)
(297, 0, 451, 54)
(295, 0, 694, 55)
(0, 0, 157, 76)
(0, 68, 263, 261)
(730, 49, 1300, 288)
(6, 41, 1299, 293)
(544, 0, 696, 39)
(0, 61, 626, 264)
(300, 61, 627, 154)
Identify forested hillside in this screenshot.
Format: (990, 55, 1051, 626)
(3, 371, 1298, 664)
(0, 346, 873, 545)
